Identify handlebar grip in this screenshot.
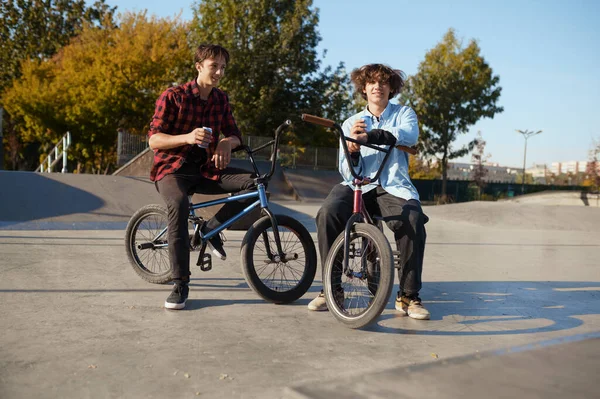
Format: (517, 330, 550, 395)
(301, 114, 335, 128)
(396, 145, 417, 155)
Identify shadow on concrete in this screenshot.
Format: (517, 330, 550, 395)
(581, 192, 589, 206)
(0, 171, 104, 226)
(363, 281, 600, 336)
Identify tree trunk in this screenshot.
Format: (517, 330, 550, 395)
(441, 152, 448, 203)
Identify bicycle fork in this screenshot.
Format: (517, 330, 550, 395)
(257, 183, 296, 263)
(342, 181, 367, 276)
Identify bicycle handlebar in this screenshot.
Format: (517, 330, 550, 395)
(237, 119, 292, 182)
(301, 113, 417, 182)
(301, 114, 417, 156)
(301, 114, 336, 128)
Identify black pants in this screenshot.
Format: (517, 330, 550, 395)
(155, 162, 256, 281)
(315, 184, 427, 296)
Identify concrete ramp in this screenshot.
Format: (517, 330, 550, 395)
(0, 171, 162, 230)
(424, 200, 600, 232)
(282, 168, 341, 201)
(113, 148, 295, 200)
(0, 170, 297, 230)
(502, 190, 600, 207)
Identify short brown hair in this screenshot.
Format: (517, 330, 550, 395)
(194, 44, 230, 65)
(350, 64, 406, 100)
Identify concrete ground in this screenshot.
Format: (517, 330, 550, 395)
(1, 171, 599, 398)
(1, 189, 600, 398)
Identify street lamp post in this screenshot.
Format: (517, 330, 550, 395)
(516, 129, 542, 195)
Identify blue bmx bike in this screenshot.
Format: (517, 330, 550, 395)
(124, 120, 317, 304)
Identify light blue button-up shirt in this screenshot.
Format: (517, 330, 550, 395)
(339, 102, 420, 201)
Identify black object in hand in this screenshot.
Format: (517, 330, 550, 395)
(367, 129, 397, 146)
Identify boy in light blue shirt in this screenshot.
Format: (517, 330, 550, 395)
(308, 64, 430, 320)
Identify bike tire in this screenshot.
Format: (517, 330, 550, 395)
(124, 204, 173, 284)
(323, 223, 393, 329)
(241, 214, 317, 304)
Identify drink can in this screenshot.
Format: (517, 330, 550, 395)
(361, 115, 373, 132)
(198, 127, 212, 148)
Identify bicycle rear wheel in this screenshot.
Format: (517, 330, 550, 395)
(125, 204, 173, 284)
(241, 214, 317, 304)
(323, 223, 393, 329)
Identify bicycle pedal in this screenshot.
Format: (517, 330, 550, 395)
(197, 253, 212, 271)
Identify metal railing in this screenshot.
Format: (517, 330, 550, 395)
(237, 136, 339, 170)
(36, 132, 72, 173)
(117, 129, 148, 165)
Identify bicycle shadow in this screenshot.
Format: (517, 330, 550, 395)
(188, 277, 249, 290)
(362, 281, 600, 336)
(186, 277, 322, 308)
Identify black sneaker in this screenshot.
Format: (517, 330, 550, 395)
(164, 282, 189, 310)
(201, 223, 227, 261)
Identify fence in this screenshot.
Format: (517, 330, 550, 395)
(235, 136, 339, 170)
(117, 129, 149, 166)
(116, 132, 339, 170)
(412, 179, 588, 203)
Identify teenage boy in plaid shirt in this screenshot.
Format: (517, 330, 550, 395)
(148, 44, 254, 310)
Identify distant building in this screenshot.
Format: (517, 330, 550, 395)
(549, 161, 588, 175)
(526, 163, 547, 178)
(438, 160, 597, 184)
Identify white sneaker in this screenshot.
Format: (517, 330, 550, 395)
(307, 293, 328, 311)
(395, 295, 430, 320)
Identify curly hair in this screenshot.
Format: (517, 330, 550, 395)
(350, 64, 406, 101)
(194, 44, 230, 65)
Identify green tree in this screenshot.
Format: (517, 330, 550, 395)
(190, 0, 353, 147)
(515, 172, 534, 185)
(0, 0, 116, 170)
(584, 139, 600, 191)
(470, 131, 491, 199)
(3, 12, 191, 173)
(407, 29, 503, 201)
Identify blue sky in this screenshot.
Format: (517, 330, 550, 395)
(95, 0, 600, 168)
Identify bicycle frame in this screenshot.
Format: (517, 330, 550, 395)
(149, 120, 292, 261)
(190, 188, 267, 241)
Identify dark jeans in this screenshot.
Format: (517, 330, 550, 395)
(315, 184, 427, 297)
(155, 162, 256, 281)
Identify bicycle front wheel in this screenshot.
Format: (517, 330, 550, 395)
(125, 204, 173, 284)
(241, 214, 317, 304)
(324, 223, 394, 329)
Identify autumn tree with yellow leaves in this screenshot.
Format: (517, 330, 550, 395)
(4, 12, 191, 173)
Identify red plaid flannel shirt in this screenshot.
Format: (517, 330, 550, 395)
(148, 80, 242, 182)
